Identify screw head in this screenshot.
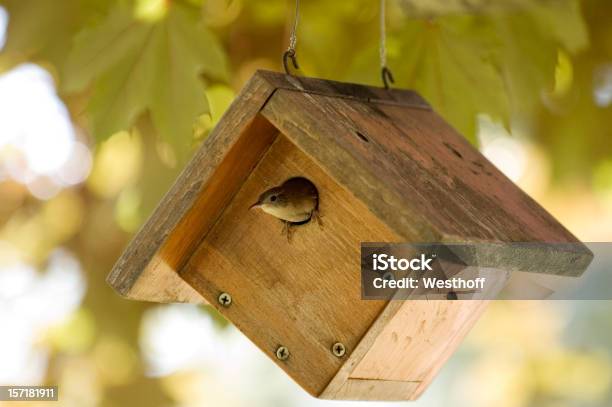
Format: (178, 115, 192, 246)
(276, 346, 289, 361)
(332, 342, 346, 357)
(218, 292, 232, 307)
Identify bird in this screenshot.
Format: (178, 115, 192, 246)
(249, 177, 323, 241)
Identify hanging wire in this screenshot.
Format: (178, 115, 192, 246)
(283, 0, 300, 75)
(380, 0, 395, 89)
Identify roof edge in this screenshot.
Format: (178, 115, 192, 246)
(253, 70, 431, 110)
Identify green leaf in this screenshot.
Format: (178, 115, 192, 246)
(62, 3, 228, 152)
(384, 0, 588, 142)
(0, 0, 109, 73)
(527, 0, 589, 54)
(394, 17, 509, 142)
(62, 8, 152, 93)
(85, 21, 157, 143)
(490, 0, 588, 118)
(148, 5, 227, 156)
(491, 14, 557, 119)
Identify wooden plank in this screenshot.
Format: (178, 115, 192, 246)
(323, 378, 421, 401)
(319, 300, 406, 399)
(321, 268, 509, 400)
(107, 73, 278, 302)
(180, 135, 400, 395)
(126, 259, 205, 304)
(158, 116, 277, 277)
(260, 89, 592, 275)
(254, 70, 431, 109)
(321, 298, 482, 400)
(350, 301, 491, 396)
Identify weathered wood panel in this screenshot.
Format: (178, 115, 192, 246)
(254, 70, 431, 109)
(260, 88, 591, 275)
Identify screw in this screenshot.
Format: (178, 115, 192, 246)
(332, 342, 346, 357)
(218, 292, 232, 307)
(276, 346, 289, 361)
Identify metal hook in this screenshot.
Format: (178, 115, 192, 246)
(283, 49, 299, 75)
(381, 66, 394, 90)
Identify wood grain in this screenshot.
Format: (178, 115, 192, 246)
(254, 70, 431, 109)
(350, 300, 490, 395)
(260, 89, 592, 275)
(324, 378, 421, 401)
(180, 135, 400, 395)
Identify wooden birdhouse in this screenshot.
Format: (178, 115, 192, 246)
(108, 71, 591, 400)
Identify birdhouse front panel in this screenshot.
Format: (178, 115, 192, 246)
(180, 133, 399, 395)
(108, 71, 592, 401)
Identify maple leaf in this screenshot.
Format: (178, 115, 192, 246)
(62, 4, 228, 154)
(394, 17, 509, 142)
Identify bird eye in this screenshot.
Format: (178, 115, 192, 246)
(270, 195, 277, 202)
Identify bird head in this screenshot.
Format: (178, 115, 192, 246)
(249, 187, 288, 212)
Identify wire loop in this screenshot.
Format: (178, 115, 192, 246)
(283, 0, 300, 75)
(381, 66, 395, 90)
(283, 49, 299, 75)
(379, 0, 395, 89)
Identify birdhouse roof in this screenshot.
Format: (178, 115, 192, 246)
(108, 69, 590, 304)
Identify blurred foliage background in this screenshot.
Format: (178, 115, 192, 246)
(0, 0, 611, 406)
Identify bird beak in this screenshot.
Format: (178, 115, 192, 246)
(249, 201, 261, 210)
